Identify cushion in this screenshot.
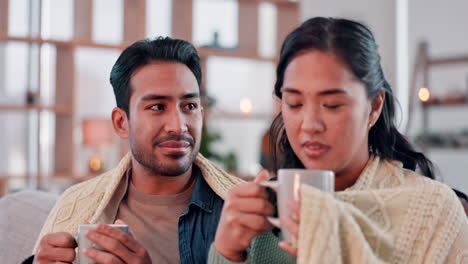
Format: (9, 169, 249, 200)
(0, 190, 58, 263)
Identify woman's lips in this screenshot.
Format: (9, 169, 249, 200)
(302, 141, 330, 158)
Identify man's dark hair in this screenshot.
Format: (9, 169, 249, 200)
(110, 37, 202, 117)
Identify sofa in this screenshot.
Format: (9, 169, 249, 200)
(0, 190, 58, 264)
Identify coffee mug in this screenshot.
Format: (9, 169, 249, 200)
(77, 224, 129, 264)
(261, 169, 334, 244)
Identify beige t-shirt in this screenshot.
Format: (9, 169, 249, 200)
(116, 180, 194, 264)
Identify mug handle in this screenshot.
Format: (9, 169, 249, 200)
(259, 181, 280, 228)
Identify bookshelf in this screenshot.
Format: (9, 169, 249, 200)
(410, 41, 468, 151)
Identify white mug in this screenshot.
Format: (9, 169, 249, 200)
(77, 224, 129, 264)
(261, 169, 334, 244)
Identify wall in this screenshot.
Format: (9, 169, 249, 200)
(300, 0, 397, 89)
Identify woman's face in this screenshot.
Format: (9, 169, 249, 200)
(281, 50, 383, 189)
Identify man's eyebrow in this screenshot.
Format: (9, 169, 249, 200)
(141, 94, 171, 101)
(181, 93, 200, 99)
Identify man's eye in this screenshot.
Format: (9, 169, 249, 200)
(150, 104, 165, 111)
(185, 103, 198, 111)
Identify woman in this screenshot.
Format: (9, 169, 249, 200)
(208, 17, 468, 264)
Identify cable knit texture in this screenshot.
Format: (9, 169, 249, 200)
(33, 152, 245, 253)
(208, 156, 468, 264)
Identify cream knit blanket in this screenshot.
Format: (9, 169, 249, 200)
(33, 152, 245, 253)
(298, 157, 468, 264)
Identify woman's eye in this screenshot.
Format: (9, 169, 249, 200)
(288, 103, 302, 109)
(324, 104, 343, 109)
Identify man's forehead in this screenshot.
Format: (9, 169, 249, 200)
(130, 63, 199, 95)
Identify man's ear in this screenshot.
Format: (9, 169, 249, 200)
(112, 107, 129, 139)
(369, 91, 385, 128)
(201, 106, 205, 118)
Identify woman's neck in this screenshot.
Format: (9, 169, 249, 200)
(334, 152, 371, 191)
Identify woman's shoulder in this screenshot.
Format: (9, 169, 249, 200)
(378, 159, 450, 192)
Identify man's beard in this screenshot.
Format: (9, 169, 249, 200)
(130, 135, 199, 177)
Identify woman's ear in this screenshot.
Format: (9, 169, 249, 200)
(112, 107, 129, 139)
(369, 91, 385, 128)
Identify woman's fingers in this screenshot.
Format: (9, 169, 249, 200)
(287, 199, 301, 222)
(254, 169, 270, 183)
(278, 241, 298, 257)
(227, 182, 270, 200)
(225, 196, 275, 216)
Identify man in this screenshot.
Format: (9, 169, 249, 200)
(26, 37, 243, 264)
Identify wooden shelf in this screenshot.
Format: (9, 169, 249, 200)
(0, 104, 72, 114)
(0, 36, 127, 50)
(208, 110, 274, 120)
(422, 101, 468, 108)
(0, 174, 96, 182)
(0, 36, 278, 62)
(428, 55, 468, 66)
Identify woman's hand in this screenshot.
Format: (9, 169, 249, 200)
(214, 170, 275, 261)
(278, 199, 301, 257)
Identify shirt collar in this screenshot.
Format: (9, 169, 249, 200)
(188, 165, 215, 213)
(100, 163, 215, 223)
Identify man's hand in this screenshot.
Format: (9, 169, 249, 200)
(34, 232, 77, 264)
(84, 220, 152, 264)
(214, 170, 274, 262)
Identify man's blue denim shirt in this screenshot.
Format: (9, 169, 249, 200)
(178, 165, 224, 263)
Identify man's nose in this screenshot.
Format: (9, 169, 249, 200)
(164, 109, 188, 135)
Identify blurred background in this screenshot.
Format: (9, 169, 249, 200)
(0, 0, 467, 197)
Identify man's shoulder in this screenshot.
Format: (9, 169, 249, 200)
(59, 170, 117, 201)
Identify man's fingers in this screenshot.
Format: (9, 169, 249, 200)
(114, 219, 137, 239)
(95, 224, 144, 256)
(86, 228, 138, 262)
(114, 219, 126, 225)
(84, 247, 125, 264)
(254, 169, 270, 184)
(36, 246, 76, 262)
(41, 232, 77, 248)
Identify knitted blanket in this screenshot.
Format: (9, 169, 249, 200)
(297, 157, 468, 263)
(33, 152, 245, 253)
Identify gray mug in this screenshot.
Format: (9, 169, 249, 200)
(77, 224, 129, 264)
(261, 169, 334, 245)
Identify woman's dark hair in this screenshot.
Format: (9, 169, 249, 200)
(270, 17, 435, 179)
(110, 37, 202, 117)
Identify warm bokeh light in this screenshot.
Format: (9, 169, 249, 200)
(240, 98, 253, 114)
(418, 87, 430, 102)
(89, 155, 103, 173)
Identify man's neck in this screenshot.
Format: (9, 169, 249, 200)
(130, 159, 195, 195)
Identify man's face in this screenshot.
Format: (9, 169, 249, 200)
(127, 62, 203, 176)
